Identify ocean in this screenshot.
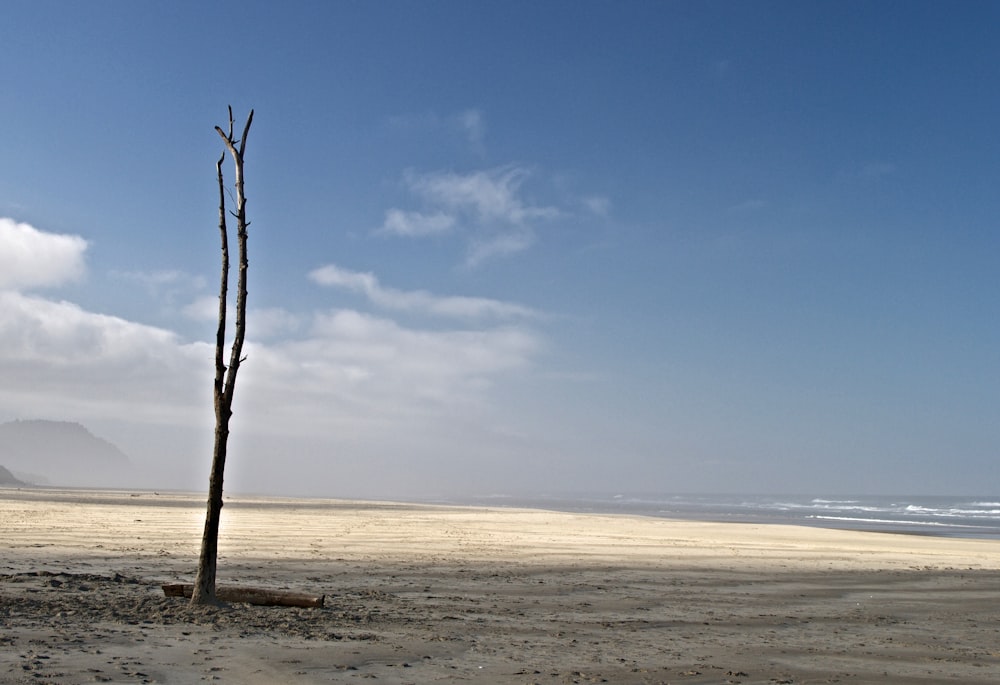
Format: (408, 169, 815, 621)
(429, 493, 1000, 540)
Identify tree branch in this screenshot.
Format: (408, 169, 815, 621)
(238, 109, 254, 158)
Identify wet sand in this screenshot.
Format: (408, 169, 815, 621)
(2, 487, 999, 684)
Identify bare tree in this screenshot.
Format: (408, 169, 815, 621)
(191, 107, 254, 605)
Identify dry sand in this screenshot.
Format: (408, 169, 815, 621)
(1, 487, 999, 684)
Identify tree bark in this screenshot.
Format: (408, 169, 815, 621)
(190, 107, 253, 606)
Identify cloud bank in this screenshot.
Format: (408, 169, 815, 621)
(0, 218, 546, 493)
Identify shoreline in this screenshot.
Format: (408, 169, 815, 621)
(417, 492, 1000, 540)
(6, 484, 1000, 540)
(3, 487, 1000, 683)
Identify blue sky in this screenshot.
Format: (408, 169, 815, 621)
(2, 1, 998, 496)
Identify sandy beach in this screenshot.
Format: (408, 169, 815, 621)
(1, 487, 999, 684)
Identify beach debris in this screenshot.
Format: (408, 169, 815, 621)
(161, 584, 324, 608)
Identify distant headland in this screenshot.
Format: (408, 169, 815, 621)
(0, 463, 27, 486)
(0, 419, 134, 487)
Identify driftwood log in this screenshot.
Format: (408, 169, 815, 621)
(162, 583, 324, 608)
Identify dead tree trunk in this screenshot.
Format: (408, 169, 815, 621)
(191, 107, 254, 606)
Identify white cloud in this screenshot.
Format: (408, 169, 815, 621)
(0, 290, 209, 425)
(308, 264, 377, 293)
(0, 218, 87, 289)
(182, 295, 220, 321)
(250, 307, 302, 339)
(309, 264, 539, 320)
(378, 209, 455, 237)
(0, 291, 177, 365)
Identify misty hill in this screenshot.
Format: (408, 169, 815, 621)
(0, 420, 134, 487)
(0, 464, 27, 486)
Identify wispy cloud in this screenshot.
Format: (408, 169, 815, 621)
(309, 264, 539, 320)
(582, 195, 611, 217)
(457, 108, 486, 150)
(465, 229, 536, 267)
(378, 165, 561, 267)
(406, 166, 559, 224)
(378, 209, 455, 237)
(0, 217, 87, 290)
